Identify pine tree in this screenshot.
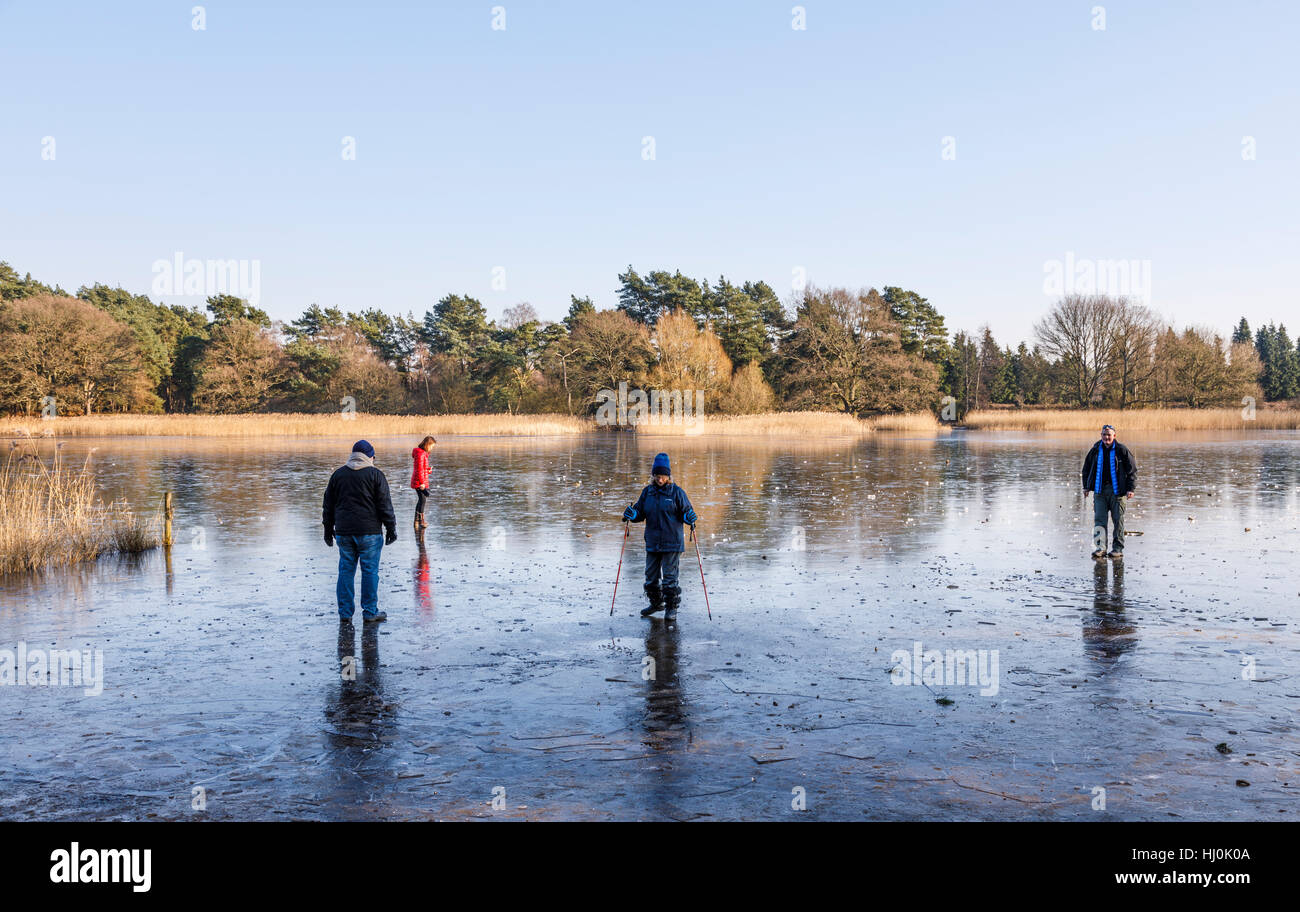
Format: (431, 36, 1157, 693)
(704, 276, 767, 367)
(882, 287, 948, 362)
(616, 266, 656, 324)
(1275, 324, 1299, 399)
(1255, 323, 1299, 400)
(421, 294, 491, 370)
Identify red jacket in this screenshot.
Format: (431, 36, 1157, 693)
(410, 446, 430, 489)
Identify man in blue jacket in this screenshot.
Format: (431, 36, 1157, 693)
(1082, 425, 1137, 560)
(622, 453, 697, 621)
(323, 440, 398, 622)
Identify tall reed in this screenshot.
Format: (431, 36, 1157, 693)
(0, 446, 159, 575)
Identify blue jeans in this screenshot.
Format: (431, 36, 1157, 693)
(645, 551, 681, 592)
(337, 533, 383, 619)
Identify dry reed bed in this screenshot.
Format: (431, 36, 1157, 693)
(961, 408, 1300, 431)
(2, 413, 590, 438)
(5, 408, 1295, 439)
(2, 411, 941, 439)
(637, 411, 939, 436)
(0, 448, 159, 575)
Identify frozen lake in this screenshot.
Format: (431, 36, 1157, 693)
(1, 430, 1296, 820)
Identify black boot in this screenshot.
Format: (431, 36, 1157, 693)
(640, 583, 664, 617)
(663, 586, 681, 622)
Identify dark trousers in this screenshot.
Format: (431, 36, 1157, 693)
(414, 487, 428, 518)
(1093, 490, 1126, 552)
(645, 550, 681, 592)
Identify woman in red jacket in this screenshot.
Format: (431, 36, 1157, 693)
(410, 435, 435, 529)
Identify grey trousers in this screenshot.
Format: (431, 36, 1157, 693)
(645, 551, 681, 592)
(1093, 490, 1126, 552)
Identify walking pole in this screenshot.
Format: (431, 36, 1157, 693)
(609, 521, 629, 616)
(691, 525, 712, 620)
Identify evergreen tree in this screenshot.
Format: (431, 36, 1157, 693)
(742, 279, 792, 352)
(1255, 323, 1299, 400)
(0, 261, 62, 299)
(941, 331, 979, 416)
(703, 276, 767, 367)
(882, 287, 948, 362)
(1232, 317, 1251, 345)
(288, 304, 345, 341)
(564, 295, 596, 329)
(616, 266, 657, 324)
(78, 283, 207, 411)
(1274, 324, 1299, 399)
(421, 294, 492, 370)
(206, 294, 270, 327)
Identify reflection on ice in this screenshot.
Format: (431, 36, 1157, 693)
(0, 430, 1295, 819)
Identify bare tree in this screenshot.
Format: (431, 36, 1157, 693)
(1034, 294, 1121, 407)
(191, 319, 286, 413)
(650, 308, 732, 409)
(569, 309, 654, 407)
(0, 294, 154, 415)
(1154, 326, 1262, 407)
(1108, 298, 1160, 408)
(501, 302, 539, 330)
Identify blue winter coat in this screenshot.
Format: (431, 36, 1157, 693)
(627, 482, 697, 553)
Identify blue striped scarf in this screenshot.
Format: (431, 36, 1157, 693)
(1094, 443, 1118, 495)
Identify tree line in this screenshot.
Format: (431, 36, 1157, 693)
(1, 260, 1294, 418)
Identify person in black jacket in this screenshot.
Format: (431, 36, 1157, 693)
(622, 452, 698, 622)
(323, 440, 397, 622)
(1081, 425, 1136, 560)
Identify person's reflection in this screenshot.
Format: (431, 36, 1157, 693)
(641, 618, 690, 813)
(1083, 561, 1137, 672)
(415, 528, 434, 619)
(324, 621, 394, 804)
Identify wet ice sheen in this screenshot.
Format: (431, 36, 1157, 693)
(0, 431, 1296, 820)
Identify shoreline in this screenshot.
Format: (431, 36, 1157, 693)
(2, 407, 1297, 439)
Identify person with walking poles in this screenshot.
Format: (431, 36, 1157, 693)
(410, 435, 436, 530)
(323, 440, 398, 623)
(1082, 424, 1136, 560)
(621, 452, 698, 622)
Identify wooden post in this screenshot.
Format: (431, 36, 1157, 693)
(163, 491, 173, 547)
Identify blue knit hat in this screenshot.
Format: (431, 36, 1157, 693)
(652, 452, 671, 476)
(352, 440, 375, 458)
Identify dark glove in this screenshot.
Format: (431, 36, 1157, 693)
(684, 508, 698, 526)
(385, 528, 398, 546)
(324, 528, 334, 547)
(622, 505, 637, 522)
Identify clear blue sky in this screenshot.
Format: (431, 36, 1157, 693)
(2, 0, 1296, 345)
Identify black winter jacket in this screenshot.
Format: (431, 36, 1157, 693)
(1081, 440, 1137, 495)
(323, 459, 397, 536)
